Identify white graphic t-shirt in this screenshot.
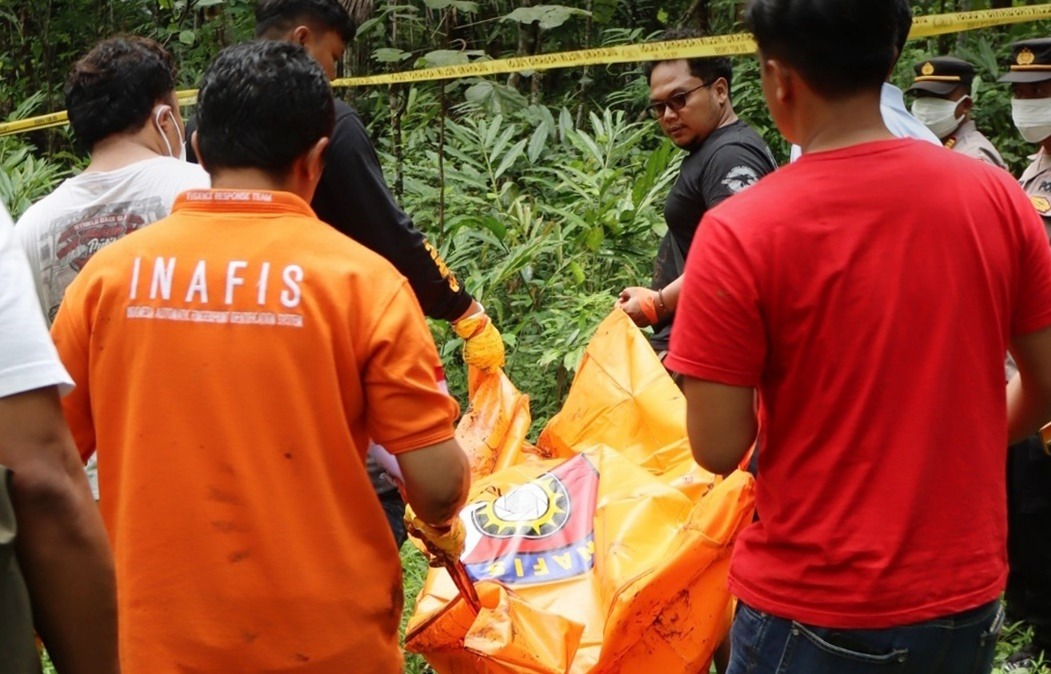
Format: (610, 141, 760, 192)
(16, 156, 209, 324)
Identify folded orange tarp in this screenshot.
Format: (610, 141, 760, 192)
(406, 311, 756, 673)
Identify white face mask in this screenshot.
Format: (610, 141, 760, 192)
(154, 107, 186, 161)
(1012, 98, 1051, 143)
(910, 96, 968, 139)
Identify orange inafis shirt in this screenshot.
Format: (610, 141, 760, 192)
(51, 190, 460, 673)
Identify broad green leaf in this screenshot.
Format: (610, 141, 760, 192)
(592, 0, 617, 24)
(569, 260, 585, 285)
(584, 226, 604, 251)
(527, 124, 548, 164)
(355, 15, 384, 38)
(372, 47, 411, 63)
(178, 30, 196, 46)
(465, 82, 528, 116)
(416, 49, 484, 68)
(494, 138, 527, 180)
(423, 0, 479, 12)
(481, 215, 507, 240)
(558, 107, 574, 140)
(503, 5, 590, 31)
(483, 114, 501, 149)
(490, 125, 516, 162)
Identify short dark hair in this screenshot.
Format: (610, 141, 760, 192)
(195, 41, 335, 176)
(254, 0, 355, 42)
(893, 0, 913, 60)
(64, 37, 176, 153)
(645, 27, 734, 91)
(745, 0, 899, 99)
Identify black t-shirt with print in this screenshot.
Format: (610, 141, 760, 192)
(187, 99, 474, 323)
(650, 120, 777, 351)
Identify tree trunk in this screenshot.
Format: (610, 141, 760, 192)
(508, 0, 536, 90)
(678, 0, 709, 30)
(575, 0, 594, 128)
(387, 0, 404, 199)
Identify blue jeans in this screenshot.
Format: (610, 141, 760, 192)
(727, 599, 1004, 674)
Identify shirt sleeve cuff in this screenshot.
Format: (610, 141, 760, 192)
(0, 360, 74, 399)
(663, 353, 760, 388)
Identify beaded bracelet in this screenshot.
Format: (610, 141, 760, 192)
(656, 288, 669, 318)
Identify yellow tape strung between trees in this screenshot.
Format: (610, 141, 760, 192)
(0, 90, 199, 137)
(2, 4, 1050, 137)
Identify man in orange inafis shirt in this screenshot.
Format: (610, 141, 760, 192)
(51, 41, 470, 673)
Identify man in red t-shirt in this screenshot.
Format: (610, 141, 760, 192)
(666, 1, 1051, 673)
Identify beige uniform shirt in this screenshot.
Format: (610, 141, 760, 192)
(944, 120, 1007, 169)
(1020, 148, 1051, 240)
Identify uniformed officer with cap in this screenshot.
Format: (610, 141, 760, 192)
(997, 36, 1051, 670)
(907, 55, 1006, 167)
(1002, 38, 1051, 237)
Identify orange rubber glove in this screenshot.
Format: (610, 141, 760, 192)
(405, 506, 467, 568)
(453, 311, 505, 371)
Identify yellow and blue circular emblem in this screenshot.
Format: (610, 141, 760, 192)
(461, 454, 599, 585)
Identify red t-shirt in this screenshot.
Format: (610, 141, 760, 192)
(666, 139, 1051, 628)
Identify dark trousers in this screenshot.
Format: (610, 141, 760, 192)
(379, 489, 408, 549)
(1006, 435, 1051, 650)
(727, 600, 1003, 674)
(0, 467, 42, 674)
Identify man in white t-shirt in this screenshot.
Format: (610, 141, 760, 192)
(0, 201, 117, 674)
(16, 36, 208, 325)
(16, 36, 208, 498)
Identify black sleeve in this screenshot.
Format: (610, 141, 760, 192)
(700, 142, 775, 210)
(311, 102, 474, 322)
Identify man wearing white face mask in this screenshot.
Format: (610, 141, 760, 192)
(16, 36, 208, 326)
(999, 36, 1051, 671)
(907, 56, 1006, 168)
(15, 37, 208, 500)
(1003, 38, 1051, 240)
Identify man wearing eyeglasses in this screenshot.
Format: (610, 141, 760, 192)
(617, 28, 777, 359)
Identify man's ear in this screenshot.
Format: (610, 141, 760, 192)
(713, 76, 730, 103)
(290, 136, 329, 202)
(291, 25, 311, 47)
(190, 131, 206, 171)
(958, 95, 974, 116)
(152, 102, 173, 127)
(305, 137, 329, 183)
(765, 58, 793, 107)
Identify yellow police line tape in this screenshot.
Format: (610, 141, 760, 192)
(2, 4, 1049, 138)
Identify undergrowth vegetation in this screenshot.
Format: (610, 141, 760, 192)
(385, 102, 680, 424)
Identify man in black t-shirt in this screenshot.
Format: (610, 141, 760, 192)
(617, 29, 777, 354)
(188, 0, 503, 547)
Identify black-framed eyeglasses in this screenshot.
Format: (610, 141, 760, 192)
(648, 82, 714, 119)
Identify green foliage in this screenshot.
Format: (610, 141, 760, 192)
(383, 102, 675, 427)
(993, 620, 1051, 674)
(399, 544, 434, 674)
(0, 94, 75, 218)
(503, 5, 591, 32)
(0, 139, 71, 219)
